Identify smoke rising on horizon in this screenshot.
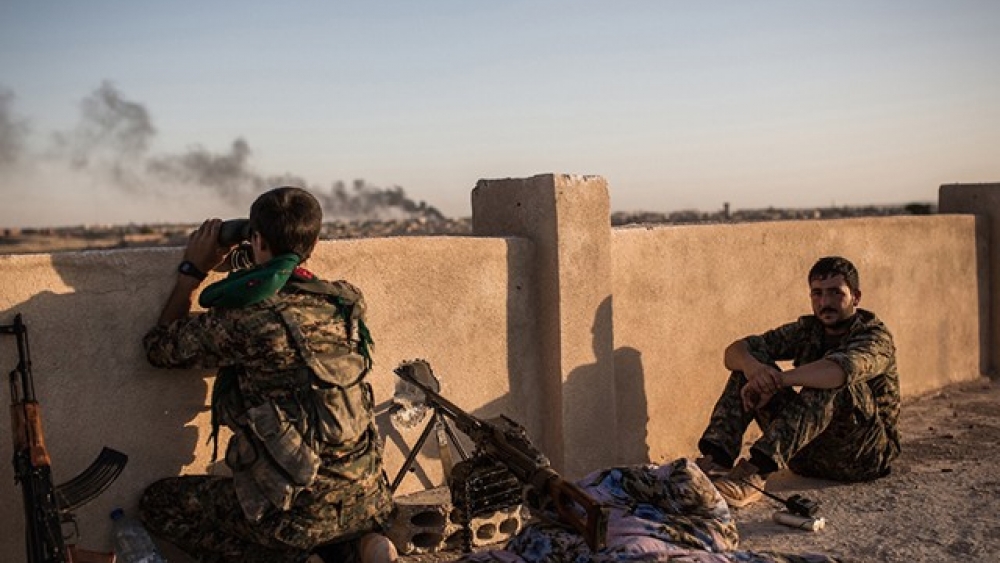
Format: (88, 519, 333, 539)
(0, 81, 443, 223)
(0, 88, 29, 168)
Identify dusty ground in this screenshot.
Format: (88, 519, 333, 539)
(735, 376, 1000, 561)
(400, 377, 1000, 562)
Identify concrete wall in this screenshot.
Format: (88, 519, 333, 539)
(0, 174, 992, 560)
(472, 175, 619, 477)
(939, 183, 999, 375)
(0, 237, 539, 559)
(612, 215, 985, 465)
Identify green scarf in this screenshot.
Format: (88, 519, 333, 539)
(199, 253, 301, 309)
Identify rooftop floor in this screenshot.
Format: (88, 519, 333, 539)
(399, 377, 1000, 562)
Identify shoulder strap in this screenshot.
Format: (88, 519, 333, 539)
(274, 306, 368, 389)
(282, 277, 374, 370)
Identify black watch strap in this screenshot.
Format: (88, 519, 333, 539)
(177, 260, 208, 281)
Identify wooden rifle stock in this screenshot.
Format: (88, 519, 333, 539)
(538, 469, 609, 551)
(12, 401, 53, 467)
(67, 545, 115, 563)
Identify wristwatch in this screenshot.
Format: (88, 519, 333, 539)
(177, 260, 207, 281)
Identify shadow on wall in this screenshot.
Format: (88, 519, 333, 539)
(398, 291, 652, 482)
(374, 365, 528, 494)
(358, 261, 652, 493)
(376, 396, 438, 491)
(565, 296, 650, 467)
(614, 345, 649, 464)
(974, 215, 994, 376)
(1, 251, 208, 514)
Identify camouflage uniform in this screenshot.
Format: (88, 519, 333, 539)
(141, 276, 393, 563)
(699, 309, 900, 482)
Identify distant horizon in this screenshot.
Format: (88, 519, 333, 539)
(1, 196, 942, 231)
(2, 2, 997, 228)
(0, 174, 952, 230)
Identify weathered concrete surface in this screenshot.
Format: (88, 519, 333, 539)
(939, 183, 998, 375)
(611, 215, 984, 466)
(400, 377, 1000, 563)
(0, 236, 537, 562)
(385, 486, 523, 555)
(0, 177, 990, 562)
(472, 173, 618, 477)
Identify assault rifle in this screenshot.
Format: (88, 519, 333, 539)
(4, 314, 128, 563)
(394, 360, 610, 551)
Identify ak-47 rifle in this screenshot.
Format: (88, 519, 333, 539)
(394, 360, 610, 552)
(4, 314, 128, 563)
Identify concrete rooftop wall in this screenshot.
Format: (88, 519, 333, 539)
(0, 236, 540, 559)
(0, 175, 994, 560)
(612, 215, 986, 465)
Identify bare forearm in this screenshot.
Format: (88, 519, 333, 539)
(724, 340, 758, 372)
(781, 359, 846, 389)
(155, 218, 228, 326)
(156, 275, 202, 326)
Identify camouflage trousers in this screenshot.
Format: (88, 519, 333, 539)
(698, 371, 898, 482)
(139, 471, 392, 563)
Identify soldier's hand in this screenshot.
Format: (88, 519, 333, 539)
(741, 379, 776, 411)
(744, 362, 783, 396)
(741, 383, 759, 411)
(184, 219, 231, 273)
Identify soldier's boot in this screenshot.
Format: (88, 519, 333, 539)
(712, 458, 766, 508)
(694, 454, 731, 478)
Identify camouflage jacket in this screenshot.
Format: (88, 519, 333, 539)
(743, 308, 900, 449)
(143, 278, 391, 533)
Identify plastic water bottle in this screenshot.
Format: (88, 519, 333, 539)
(110, 508, 168, 563)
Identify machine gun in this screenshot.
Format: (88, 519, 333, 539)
(4, 314, 128, 563)
(393, 360, 609, 552)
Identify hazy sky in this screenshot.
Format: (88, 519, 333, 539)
(1, 1, 998, 227)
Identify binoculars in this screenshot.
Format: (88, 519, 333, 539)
(217, 219, 254, 271)
(218, 219, 251, 247)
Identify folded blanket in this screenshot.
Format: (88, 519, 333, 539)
(459, 458, 841, 563)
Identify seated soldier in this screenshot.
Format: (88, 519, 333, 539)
(697, 256, 901, 507)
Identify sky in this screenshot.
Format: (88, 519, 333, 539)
(1, 1, 998, 228)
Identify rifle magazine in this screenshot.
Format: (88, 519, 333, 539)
(55, 447, 128, 512)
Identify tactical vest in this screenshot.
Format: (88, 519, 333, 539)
(220, 278, 376, 522)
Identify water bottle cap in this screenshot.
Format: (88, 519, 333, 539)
(110, 508, 124, 521)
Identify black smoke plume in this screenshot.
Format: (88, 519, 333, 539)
(0, 87, 29, 169)
(4, 81, 443, 221)
(319, 180, 444, 221)
(146, 138, 261, 204)
(73, 80, 156, 165)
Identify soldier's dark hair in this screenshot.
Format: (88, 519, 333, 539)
(249, 186, 323, 260)
(808, 256, 859, 293)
